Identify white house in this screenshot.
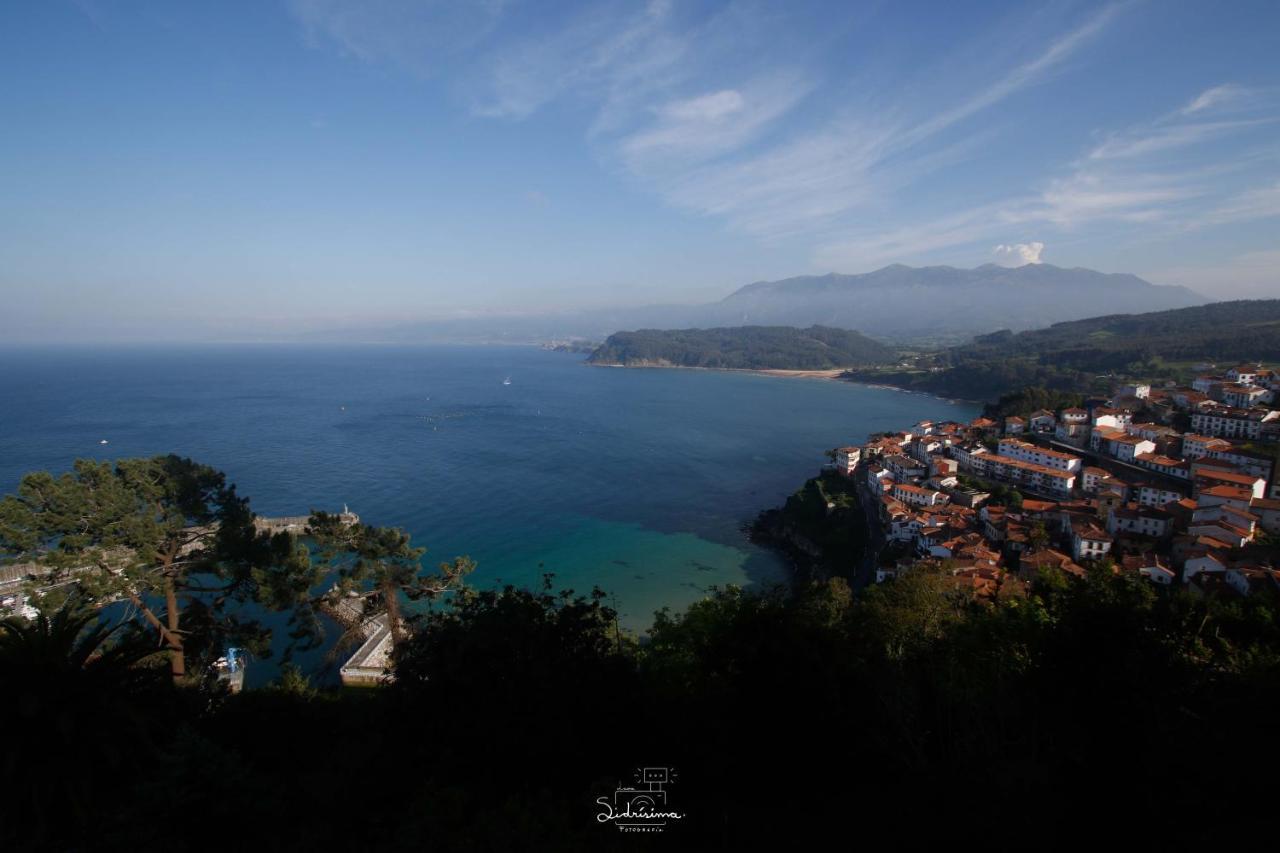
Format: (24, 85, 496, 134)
(1081, 466, 1114, 494)
(1251, 497, 1280, 534)
(1107, 505, 1173, 539)
(1071, 524, 1113, 563)
(884, 454, 927, 482)
(1222, 384, 1269, 409)
(983, 454, 1076, 497)
(1191, 406, 1278, 440)
(911, 438, 945, 463)
(1195, 484, 1255, 511)
(1184, 551, 1228, 581)
(1204, 446, 1275, 481)
(1110, 435, 1156, 463)
(950, 443, 989, 473)
(1028, 410, 1057, 433)
(1191, 503, 1258, 536)
(892, 482, 947, 508)
(834, 446, 861, 475)
(1134, 453, 1191, 480)
(1192, 375, 1223, 395)
(1194, 468, 1267, 500)
(1180, 434, 1230, 459)
(1227, 566, 1278, 596)
(1121, 553, 1175, 585)
(997, 438, 1083, 473)
(1138, 484, 1184, 507)
(1187, 522, 1252, 549)
(1225, 365, 1260, 385)
(865, 464, 891, 491)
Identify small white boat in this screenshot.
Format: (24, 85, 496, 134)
(502, 377, 512, 386)
(99, 439, 109, 445)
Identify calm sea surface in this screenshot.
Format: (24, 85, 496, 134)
(0, 345, 976, 681)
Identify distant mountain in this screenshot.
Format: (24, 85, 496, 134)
(704, 264, 1206, 339)
(587, 325, 896, 370)
(300, 264, 1207, 345)
(843, 299, 1280, 402)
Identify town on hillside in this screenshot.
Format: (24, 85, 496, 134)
(831, 364, 1280, 596)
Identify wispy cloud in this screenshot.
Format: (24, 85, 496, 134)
(816, 75, 1279, 270)
(900, 3, 1123, 150)
(600, 3, 1128, 242)
(1088, 83, 1274, 160)
(290, 0, 509, 75)
(1202, 180, 1280, 226)
(289, 2, 1279, 277)
(1182, 83, 1251, 115)
(469, 0, 687, 121)
(619, 72, 815, 171)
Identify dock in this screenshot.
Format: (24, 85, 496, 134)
(338, 618, 395, 686)
(2, 506, 393, 687)
(254, 507, 360, 537)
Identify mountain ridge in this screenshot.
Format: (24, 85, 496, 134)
(299, 263, 1210, 344)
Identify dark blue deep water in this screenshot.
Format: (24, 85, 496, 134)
(0, 345, 976, 680)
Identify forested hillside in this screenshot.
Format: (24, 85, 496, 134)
(6, 566, 1279, 848)
(845, 299, 1280, 400)
(587, 325, 897, 370)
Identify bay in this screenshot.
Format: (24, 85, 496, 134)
(0, 344, 977, 681)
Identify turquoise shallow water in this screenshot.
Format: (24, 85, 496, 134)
(0, 345, 977, 679)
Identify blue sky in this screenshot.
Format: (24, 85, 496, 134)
(1, 0, 1277, 340)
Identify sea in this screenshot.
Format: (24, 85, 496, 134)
(0, 344, 977, 684)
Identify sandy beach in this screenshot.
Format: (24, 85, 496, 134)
(590, 362, 849, 381)
(746, 368, 848, 380)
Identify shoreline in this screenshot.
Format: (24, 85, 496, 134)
(590, 361, 980, 404)
(588, 362, 849, 381)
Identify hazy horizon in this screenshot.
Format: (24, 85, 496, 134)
(3, 1, 1279, 343)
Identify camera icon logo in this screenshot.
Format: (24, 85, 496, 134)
(596, 767, 683, 832)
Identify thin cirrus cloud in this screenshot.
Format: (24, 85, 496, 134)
(1182, 83, 1251, 115)
(617, 72, 816, 172)
(616, 2, 1132, 243)
(288, 1, 1128, 245)
(290, 0, 510, 74)
(469, 0, 688, 122)
(287, 1, 1280, 279)
(814, 80, 1278, 270)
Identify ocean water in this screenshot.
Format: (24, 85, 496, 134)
(0, 345, 976, 679)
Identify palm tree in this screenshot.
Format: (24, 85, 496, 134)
(0, 605, 174, 841)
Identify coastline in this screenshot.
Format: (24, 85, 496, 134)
(590, 360, 980, 404)
(588, 362, 848, 381)
(838, 378, 984, 406)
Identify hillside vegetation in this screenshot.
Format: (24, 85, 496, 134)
(7, 566, 1279, 848)
(845, 299, 1280, 401)
(587, 325, 897, 370)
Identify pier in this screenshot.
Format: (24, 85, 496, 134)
(338, 618, 395, 686)
(2, 505, 393, 688)
(254, 506, 360, 536)
(322, 590, 397, 687)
